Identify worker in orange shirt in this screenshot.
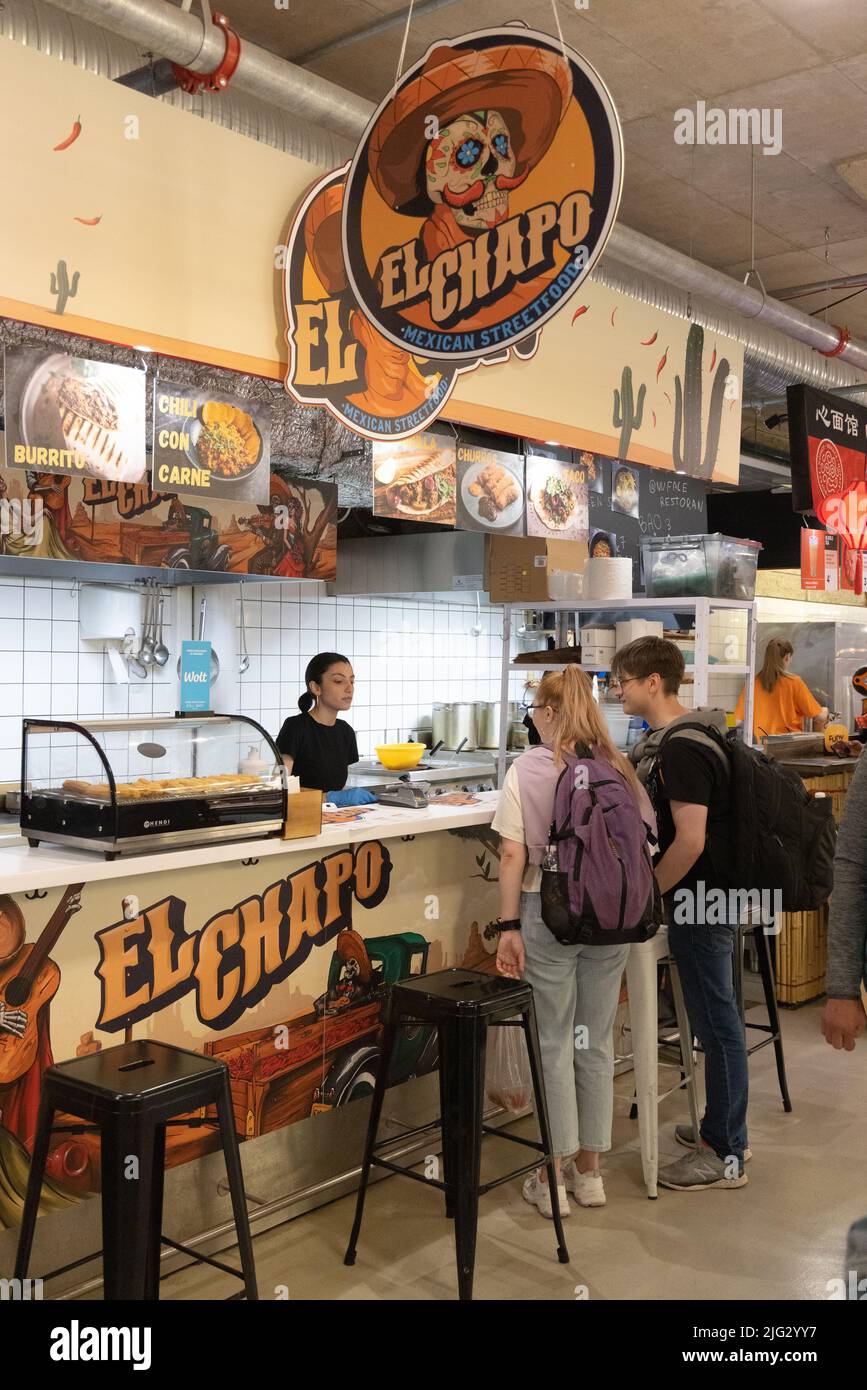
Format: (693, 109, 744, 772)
(735, 637, 829, 740)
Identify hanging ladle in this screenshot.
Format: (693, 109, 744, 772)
(239, 584, 250, 675)
(153, 592, 169, 667)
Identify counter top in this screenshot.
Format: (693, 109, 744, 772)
(774, 755, 860, 777)
(0, 792, 499, 894)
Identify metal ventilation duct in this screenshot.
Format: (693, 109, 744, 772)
(0, 0, 354, 167)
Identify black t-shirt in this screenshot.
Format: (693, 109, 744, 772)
(655, 736, 733, 892)
(275, 713, 358, 793)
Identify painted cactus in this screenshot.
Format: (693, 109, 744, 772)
(50, 260, 80, 315)
(612, 365, 646, 458)
(672, 323, 729, 478)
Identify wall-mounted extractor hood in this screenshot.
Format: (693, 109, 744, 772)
(332, 532, 488, 601)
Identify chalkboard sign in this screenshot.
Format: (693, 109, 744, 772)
(586, 453, 707, 590)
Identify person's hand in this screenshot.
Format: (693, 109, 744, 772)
(496, 929, 525, 980)
(326, 789, 377, 807)
(821, 998, 866, 1051)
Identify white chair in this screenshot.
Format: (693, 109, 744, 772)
(625, 927, 701, 1198)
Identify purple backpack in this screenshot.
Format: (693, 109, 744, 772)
(540, 747, 662, 946)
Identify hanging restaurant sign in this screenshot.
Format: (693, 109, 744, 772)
(341, 26, 623, 365)
(151, 378, 271, 504)
(283, 167, 459, 440)
(788, 384, 867, 517)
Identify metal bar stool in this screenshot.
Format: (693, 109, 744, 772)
(733, 912, 792, 1111)
(14, 1040, 258, 1300)
(344, 968, 569, 1301)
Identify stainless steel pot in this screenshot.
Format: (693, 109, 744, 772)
(432, 703, 448, 748)
(445, 702, 477, 751)
(475, 701, 500, 748)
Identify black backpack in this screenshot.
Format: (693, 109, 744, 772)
(653, 721, 837, 912)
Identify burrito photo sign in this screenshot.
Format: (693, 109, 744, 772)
(342, 26, 623, 364)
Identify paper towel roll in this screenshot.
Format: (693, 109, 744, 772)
(586, 557, 633, 600)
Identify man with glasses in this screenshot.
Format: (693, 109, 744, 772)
(610, 636, 748, 1192)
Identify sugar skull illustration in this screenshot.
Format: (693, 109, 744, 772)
(425, 111, 523, 231)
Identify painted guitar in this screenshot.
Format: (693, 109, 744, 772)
(0, 884, 83, 1086)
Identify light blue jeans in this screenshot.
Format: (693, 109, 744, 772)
(521, 891, 629, 1157)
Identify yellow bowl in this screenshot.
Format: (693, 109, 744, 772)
(374, 743, 426, 771)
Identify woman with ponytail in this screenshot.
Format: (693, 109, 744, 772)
(734, 637, 828, 739)
(276, 652, 375, 806)
(492, 665, 656, 1219)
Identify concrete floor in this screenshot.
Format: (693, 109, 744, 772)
(160, 999, 866, 1301)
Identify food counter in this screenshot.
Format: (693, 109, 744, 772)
(0, 793, 501, 1283)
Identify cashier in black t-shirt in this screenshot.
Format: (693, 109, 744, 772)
(276, 652, 375, 806)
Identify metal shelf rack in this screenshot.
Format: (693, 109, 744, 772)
(496, 596, 758, 785)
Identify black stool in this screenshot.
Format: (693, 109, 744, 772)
(344, 968, 569, 1301)
(14, 1040, 258, 1300)
(734, 918, 792, 1111)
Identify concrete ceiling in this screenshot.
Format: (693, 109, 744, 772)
(229, 0, 867, 364)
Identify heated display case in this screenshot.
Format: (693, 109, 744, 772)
(21, 714, 286, 858)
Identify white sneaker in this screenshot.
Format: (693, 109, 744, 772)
(522, 1167, 570, 1219)
(562, 1158, 606, 1207)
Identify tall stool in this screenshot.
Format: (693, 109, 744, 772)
(626, 929, 701, 1198)
(734, 912, 792, 1112)
(344, 968, 569, 1301)
(14, 1040, 258, 1300)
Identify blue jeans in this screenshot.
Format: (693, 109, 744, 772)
(667, 917, 749, 1166)
(520, 891, 629, 1158)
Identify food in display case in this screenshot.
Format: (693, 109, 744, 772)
(20, 715, 286, 857)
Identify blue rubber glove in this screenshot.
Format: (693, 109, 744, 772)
(326, 788, 377, 807)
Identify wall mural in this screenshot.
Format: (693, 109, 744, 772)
(0, 828, 500, 1229)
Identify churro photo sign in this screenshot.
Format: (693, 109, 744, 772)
(151, 378, 271, 504)
(342, 26, 623, 364)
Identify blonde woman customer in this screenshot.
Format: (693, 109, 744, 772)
(734, 637, 829, 740)
(492, 666, 656, 1219)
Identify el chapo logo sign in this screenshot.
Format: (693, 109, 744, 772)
(342, 26, 623, 363)
(284, 167, 458, 440)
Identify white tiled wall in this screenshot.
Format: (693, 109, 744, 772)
(0, 574, 178, 784)
(230, 584, 509, 757)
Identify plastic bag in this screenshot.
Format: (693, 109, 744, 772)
(485, 1021, 533, 1113)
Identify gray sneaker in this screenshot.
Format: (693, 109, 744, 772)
(675, 1124, 752, 1162)
(658, 1146, 748, 1190)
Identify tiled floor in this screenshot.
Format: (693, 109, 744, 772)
(150, 1000, 866, 1302)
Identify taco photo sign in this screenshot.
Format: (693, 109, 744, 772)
(342, 26, 623, 364)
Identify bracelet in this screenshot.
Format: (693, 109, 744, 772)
(496, 919, 522, 934)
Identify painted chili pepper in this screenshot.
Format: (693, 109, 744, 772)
(641, 331, 658, 346)
(656, 346, 669, 381)
(610, 306, 618, 327)
(664, 391, 672, 405)
(652, 409, 657, 428)
(74, 214, 102, 225)
(54, 116, 82, 152)
(709, 347, 717, 371)
(571, 305, 589, 325)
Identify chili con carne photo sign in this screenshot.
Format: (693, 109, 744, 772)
(341, 26, 623, 364)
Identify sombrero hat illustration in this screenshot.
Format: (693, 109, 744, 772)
(304, 181, 348, 297)
(367, 40, 573, 213)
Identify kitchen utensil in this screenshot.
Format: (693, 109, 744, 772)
(428, 739, 444, 759)
(374, 782, 431, 809)
(238, 585, 250, 675)
(123, 628, 148, 680)
(453, 736, 468, 756)
(152, 593, 169, 666)
(471, 592, 483, 637)
(139, 581, 156, 667)
(374, 742, 426, 771)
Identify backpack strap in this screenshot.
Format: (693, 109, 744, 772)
(657, 720, 731, 775)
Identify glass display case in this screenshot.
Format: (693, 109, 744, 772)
(21, 714, 286, 858)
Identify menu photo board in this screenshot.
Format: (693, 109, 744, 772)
(152, 379, 271, 504)
(456, 440, 525, 535)
(3, 346, 147, 485)
(372, 430, 457, 526)
(524, 444, 589, 541)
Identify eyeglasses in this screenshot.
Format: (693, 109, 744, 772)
(520, 700, 550, 713)
(608, 676, 642, 692)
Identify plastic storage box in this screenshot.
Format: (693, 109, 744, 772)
(640, 533, 762, 600)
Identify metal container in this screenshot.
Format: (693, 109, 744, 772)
(432, 703, 449, 747)
(445, 703, 477, 751)
(475, 702, 500, 748)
